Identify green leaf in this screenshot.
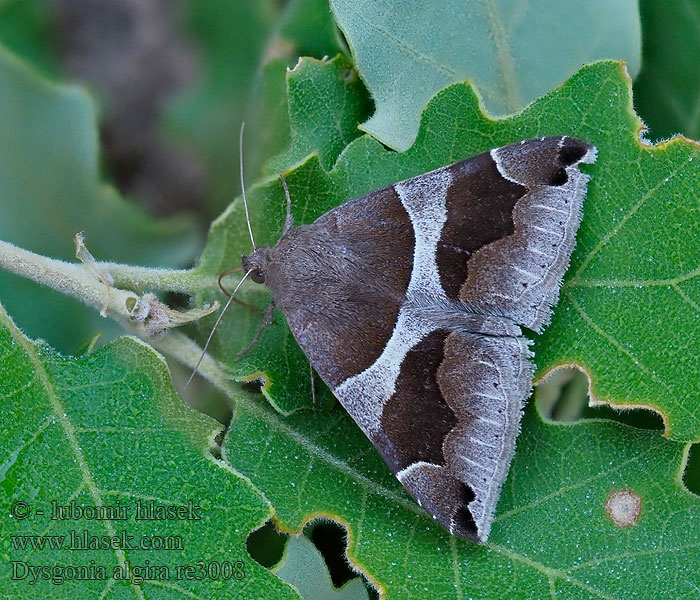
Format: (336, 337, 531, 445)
(0, 46, 199, 352)
(225, 385, 699, 598)
(273, 535, 370, 600)
(266, 55, 372, 174)
(633, 0, 700, 140)
(194, 58, 700, 440)
(0, 0, 57, 78)
(0, 302, 299, 599)
(167, 0, 346, 214)
(330, 0, 642, 151)
(252, 0, 349, 181)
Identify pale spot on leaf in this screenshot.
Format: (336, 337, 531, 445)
(605, 489, 641, 527)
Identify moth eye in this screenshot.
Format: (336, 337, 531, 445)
(251, 269, 265, 284)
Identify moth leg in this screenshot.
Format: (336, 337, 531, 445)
(280, 173, 294, 235)
(236, 301, 275, 360)
(309, 361, 316, 405)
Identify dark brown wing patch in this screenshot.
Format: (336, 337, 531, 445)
(377, 329, 457, 472)
(437, 153, 526, 298)
(458, 137, 596, 331)
(265, 185, 415, 387)
(396, 329, 532, 542)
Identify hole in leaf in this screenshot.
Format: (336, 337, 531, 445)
(246, 520, 287, 568)
(342, 67, 357, 83)
(248, 519, 378, 599)
(683, 444, 700, 496)
(585, 402, 665, 430)
(242, 379, 264, 394)
(306, 520, 356, 589)
(537, 367, 589, 421)
(537, 366, 664, 430)
(307, 520, 378, 599)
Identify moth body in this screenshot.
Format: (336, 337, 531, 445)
(240, 136, 596, 542)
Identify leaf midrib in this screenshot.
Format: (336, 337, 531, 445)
(481, 0, 519, 112)
(0, 309, 145, 600)
(223, 363, 653, 600)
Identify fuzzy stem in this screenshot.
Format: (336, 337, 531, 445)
(97, 262, 217, 294)
(1, 239, 227, 389)
(0, 239, 138, 319)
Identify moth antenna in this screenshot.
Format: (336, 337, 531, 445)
(239, 122, 256, 251)
(218, 266, 243, 297)
(219, 267, 264, 314)
(184, 268, 255, 389)
(280, 173, 294, 235)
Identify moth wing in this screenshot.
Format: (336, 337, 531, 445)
(283, 313, 532, 542)
(265, 183, 416, 390)
(337, 325, 533, 542)
(265, 136, 595, 541)
(432, 135, 597, 332)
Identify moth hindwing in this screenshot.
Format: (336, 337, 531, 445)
(241, 136, 596, 542)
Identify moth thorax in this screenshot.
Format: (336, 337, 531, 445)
(241, 246, 271, 284)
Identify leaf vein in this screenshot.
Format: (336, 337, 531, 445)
(489, 544, 621, 600)
(574, 156, 692, 277)
(0, 310, 146, 600)
(493, 439, 656, 523)
(565, 291, 682, 403)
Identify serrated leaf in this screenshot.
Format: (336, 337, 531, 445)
(251, 0, 349, 182)
(0, 302, 299, 599)
(633, 0, 700, 140)
(330, 0, 641, 151)
(266, 55, 372, 174)
(194, 59, 700, 440)
(224, 385, 700, 598)
(0, 46, 199, 352)
(274, 535, 370, 600)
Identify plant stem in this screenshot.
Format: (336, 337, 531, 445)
(98, 262, 217, 294)
(0, 238, 227, 390)
(0, 239, 138, 319)
(0, 239, 219, 338)
(154, 332, 232, 392)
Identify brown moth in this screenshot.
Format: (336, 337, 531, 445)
(237, 136, 596, 542)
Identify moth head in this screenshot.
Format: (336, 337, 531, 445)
(241, 247, 271, 284)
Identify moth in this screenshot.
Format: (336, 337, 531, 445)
(236, 136, 596, 542)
